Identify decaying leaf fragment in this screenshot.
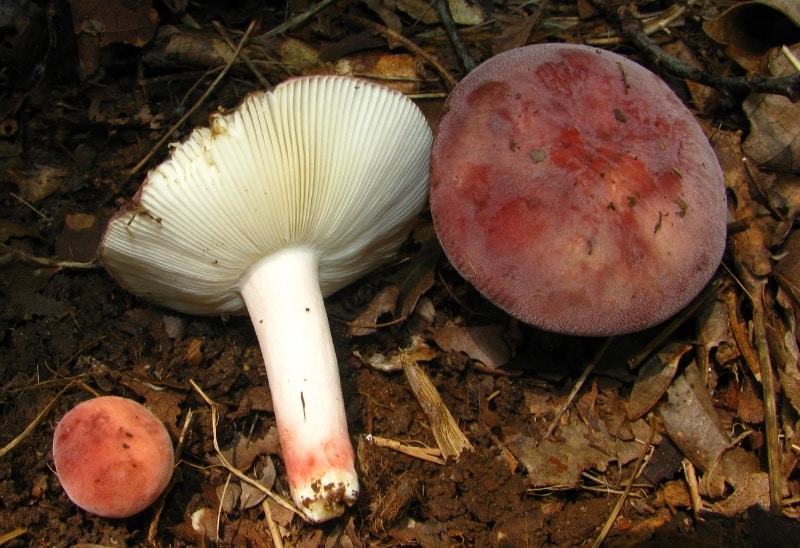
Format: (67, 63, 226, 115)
(628, 342, 691, 421)
(658, 362, 730, 472)
(431, 324, 511, 369)
(703, 0, 800, 72)
(742, 45, 800, 172)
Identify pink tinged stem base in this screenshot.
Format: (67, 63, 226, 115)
(239, 247, 359, 523)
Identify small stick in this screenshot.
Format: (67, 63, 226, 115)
(545, 337, 613, 439)
(434, 0, 475, 73)
(591, 416, 656, 547)
(147, 408, 195, 544)
(683, 458, 703, 518)
(749, 279, 783, 515)
(0, 383, 75, 458)
(347, 14, 458, 90)
(591, 0, 800, 101)
(212, 21, 271, 89)
(189, 379, 303, 518)
(128, 19, 259, 177)
(262, 499, 284, 548)
(367, 434, 445, 465)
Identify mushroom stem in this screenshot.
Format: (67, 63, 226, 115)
(239, 246, 358, 522)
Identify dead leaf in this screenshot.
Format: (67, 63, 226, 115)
(212, 428, 281, 471)
(348, 285, 400, 336)
(354, 334, 437, 372)
(628, 342, 691, 420)
(703, 0, 800, 72)
(431, 324, 510, 368)
(506, 418, 645, 487)
(55, 213, 102, 262)
(67, 0, 159, 47)
(658, 362, 730, 472)
(713, 130, 773, 277)
(769, 288, 800, 413)
(1, 165, 69, 203)
(742, 44, 800, 172)
(239, 457, 276, 510)
(396, 0, 486, 25)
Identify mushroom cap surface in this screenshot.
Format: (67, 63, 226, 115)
(52, 396, 174, 518)
(430, 43, 727, 336)
(99, 75, 432, 314)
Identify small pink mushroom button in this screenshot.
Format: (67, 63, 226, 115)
(52, 396, 174, 518)
(430, 43, 727, 336)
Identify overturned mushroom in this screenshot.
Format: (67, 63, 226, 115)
(430, 44, 727, 336)
(99, 76, 432, 521)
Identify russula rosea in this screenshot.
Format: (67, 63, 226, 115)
(98, 75, 432, 521)
(52, 396, 174, 518)
(430, 43, 727, 336)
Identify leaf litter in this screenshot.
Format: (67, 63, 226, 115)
(2, 0, 800, 546)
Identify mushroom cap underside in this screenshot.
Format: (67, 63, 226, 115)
(100, 75, 432, 315)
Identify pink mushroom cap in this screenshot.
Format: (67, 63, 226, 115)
(52, 396, 174, 518)
(430, 43, 727, 336)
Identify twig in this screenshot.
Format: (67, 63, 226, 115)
(189, 379, 303, 519)
(212, 21, 271, 89)
(434, 0, 475, 73)
(0, 383, 75, 458)
(591, 416, 656, 547)
(683, 458, 703, 518)
(748, 277, 783, 515)
(545, 337, 613, 439)
(258, 0, 338, 42)
(127, 19, 259, 177)
(262, 499, 284, 548)
(366, 434, 445, 465)
(0, 244, 98, 270)
(592, 0, 800, 102)
(9, 192, 50, 222)
(147, 408, 195, 544)
(346, 14, 458, 90)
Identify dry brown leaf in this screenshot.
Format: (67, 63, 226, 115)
(431, 324, 510, 368)
(736, 376, 766, 424)
(349, 285, 401, 336)
(713, 130, 773, 276)
(658, 362, 730, 472)
(742, 44, 800, 172)
(628, 342, 691, 420)
(212, 428, 281, 471)
(1, 165, 68, 203)
(775, 229, 800, 306)
(697, 294, 741, 368)
(769, 288, 800, 413)
(67, 0, 159, 47)
(396, 0, 486, 25)
(703, 448, 772, 515)
(505, 418, 646, 487)
(703, 0, 800, 72)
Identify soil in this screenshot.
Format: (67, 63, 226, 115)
(2, 1, 800, 547)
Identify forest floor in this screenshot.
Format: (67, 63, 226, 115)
(2, 0, 800, 546)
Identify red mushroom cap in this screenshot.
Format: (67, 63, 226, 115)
(52, 396, 174, 518)
(430, 44, 727, 336)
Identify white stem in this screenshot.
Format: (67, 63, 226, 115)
(239, 246, 358, 522)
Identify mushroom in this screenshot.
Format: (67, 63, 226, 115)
(52, 396, 174, 518)
(429, 43, 727, 336)
(98, 75, 432, 522)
